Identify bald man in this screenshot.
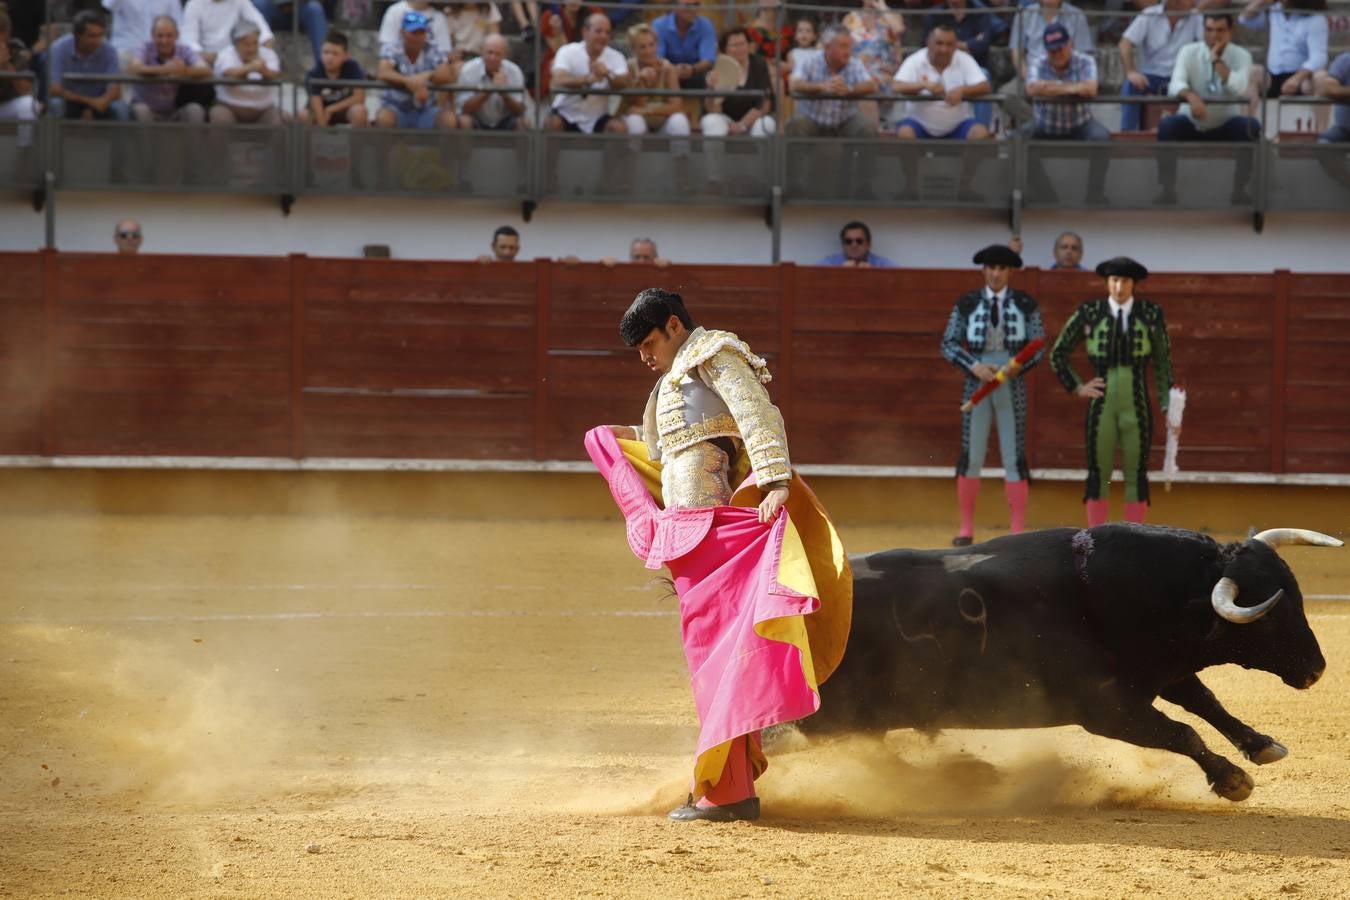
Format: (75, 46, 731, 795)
(114, 219, 143, 254)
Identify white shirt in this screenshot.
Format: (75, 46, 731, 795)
(182, 0, 273, 55)
(550, 41, 628, 133)
(378, 1, 454, 56)
(1108, 297, 1135, 320)
(214, 44, 281, 108)
(893, 48, 987, 136)
(1122, 4, 1203, 78)
(104, 0, 183, 58)
(456, 56, 525, 126)
(446, 3, 502, 56)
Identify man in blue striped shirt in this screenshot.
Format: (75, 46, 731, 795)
(1239, 0, 1328, 104)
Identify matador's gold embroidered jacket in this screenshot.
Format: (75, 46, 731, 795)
(633, 327, 791, 509)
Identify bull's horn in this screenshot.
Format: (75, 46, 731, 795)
(1211, 576, 1284, 624)
(1252, 528, 1344, 550)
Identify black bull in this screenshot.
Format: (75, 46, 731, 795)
(801, 524, 1341, 801)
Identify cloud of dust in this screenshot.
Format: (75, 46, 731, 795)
(757, 729, 1218, 819)
(16, 624, 291, 807)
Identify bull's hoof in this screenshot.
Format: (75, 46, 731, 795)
(1212, 768, 1255, 802)
(1246, 741, 1289, 766)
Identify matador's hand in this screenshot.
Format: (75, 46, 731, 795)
(758, 487, 789, 524)
(609, 425, 639, 440)
(1075, 377, 1105, 399)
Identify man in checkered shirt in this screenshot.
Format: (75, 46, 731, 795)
(786, 24, 878, 138)
(1026, 23, 1110, 203)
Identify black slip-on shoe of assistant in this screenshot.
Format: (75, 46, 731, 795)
(667, 796, 760, 823)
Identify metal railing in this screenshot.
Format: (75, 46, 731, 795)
(15, 0, 1350, 244)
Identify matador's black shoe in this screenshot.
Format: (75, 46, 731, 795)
(951, 535, 974, 547)
(668, 795, 760, 823)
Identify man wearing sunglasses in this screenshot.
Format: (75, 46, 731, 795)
(817, 220, 895, 267)
(113, 219, 143, 255)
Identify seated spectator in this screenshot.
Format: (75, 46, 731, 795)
(547, 14, 630, 134)
(478, 224, 520, 261)
(1011, 0, 1093, 81)
(379, 0, 453, 56)
(1155, 13, 1259, 204)
(745, 0, 793, 66)
(599, 237, 672, 267)
(1239, 0, 1327, 108)
(1051, 229, 1085, 269)
(209, 20, 283, 124)
(0, 14, 37, 127)
(785, 17, 818, 75)
(1026, 23, 1108, 203)
(702, 28, 776, 137)
(445, 2, 501, 60)
(652, 0, 716, 89)
(182, 0, 272, 65)
(1118, 0, 1202, 131)
(113, 218, 142, 254)
(249, 0, 328, 67)
(103, 0, 182, 66)
(1316, 51, 1349, 143)
(622, 23, 690, 138)
(893, 23, 991, 140)
(923, 0, 1007, 71)
(538, 0, 583, 97)
(786, 25, 878, 138)
(302, 30, 367, 127)
(129, 16, 210, 123)
(1004, 0, 1093, 126)
(376, 11, 457, 129)
(845, 0, 905, 91)
(48, 10, 131, 121)
(456, 33, 524, 130)
(818, 220, 896, 267)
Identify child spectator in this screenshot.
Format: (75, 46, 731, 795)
(303, 30, 368, 127)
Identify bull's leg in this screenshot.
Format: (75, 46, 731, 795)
(1080, 702, 1254, 801)
(1159, 675, 1288, 765)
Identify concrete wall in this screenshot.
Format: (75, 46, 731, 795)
(3, 192, 1349, 272)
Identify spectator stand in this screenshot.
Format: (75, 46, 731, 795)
(1266, 96, 1350, 211)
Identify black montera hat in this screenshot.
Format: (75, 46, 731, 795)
(1094, 256, 1149, 280)
(972, 244, 1023, 268)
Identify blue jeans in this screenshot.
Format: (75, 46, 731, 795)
(1156, 113, 1259, 190)
(50, 96, 132, 121)
(383, 104, 440, 129)
(1319, 124, 1350, 144)
(251, 0, 328, 64)
(1119, 73, 1170, 131)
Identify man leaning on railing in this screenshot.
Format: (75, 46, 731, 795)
(1155, 11, 1259, 205)
(376, 11, 457, 129)
(1118, 0, 1203, 131)
(1025, 22, 1109, 203)
(128, 15, 211, 123)
(210, 20, 283, 124)
(48, 10, 131, 121)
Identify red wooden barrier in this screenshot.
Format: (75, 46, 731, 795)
(2, 252, 1347, 476)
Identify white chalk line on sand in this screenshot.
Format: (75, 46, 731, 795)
(1, 608, 679, 625)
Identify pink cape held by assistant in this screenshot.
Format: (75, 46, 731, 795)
(585, 426, 843, 797)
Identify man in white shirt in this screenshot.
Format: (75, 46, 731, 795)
(547, 13, 631, 133)
(182, 0, 273, 63)
(103, 0, 182, 64)
(456, 34, 525, 129)
(893, 22, 990, 139)
(1155, 12, 1258, 204)
(209, 20, 283, 124)
(378, 0, 453, 56)
(1118, 0, 1202, 131)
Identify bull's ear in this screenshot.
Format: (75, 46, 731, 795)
(1211, 577, 1283, 625)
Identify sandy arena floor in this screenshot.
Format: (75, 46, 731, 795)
(2, 511, 1349, 898)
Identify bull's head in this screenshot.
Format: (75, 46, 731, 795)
(1210, 528, 1342, 688)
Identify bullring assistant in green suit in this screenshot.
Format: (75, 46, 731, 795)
(1049, 256, 1174, 526)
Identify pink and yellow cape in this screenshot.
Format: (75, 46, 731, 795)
(585, 427, 852, 798)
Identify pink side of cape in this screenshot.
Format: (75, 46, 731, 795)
(585, 427, 820, 761)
